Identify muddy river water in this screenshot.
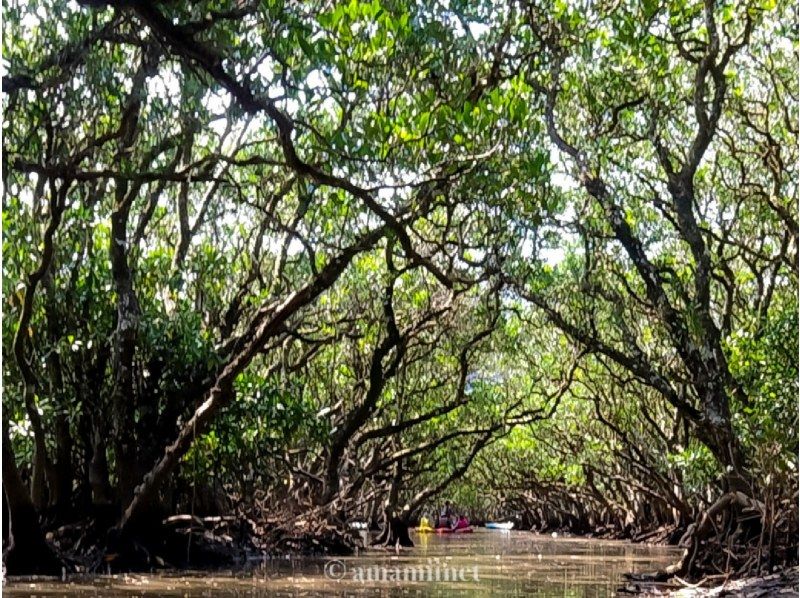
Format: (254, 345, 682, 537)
(4, 529, 683, 597)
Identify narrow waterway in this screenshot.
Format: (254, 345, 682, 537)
(4, 530, 683, 597)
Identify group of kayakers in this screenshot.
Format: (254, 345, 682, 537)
(418, 500, 471, 531)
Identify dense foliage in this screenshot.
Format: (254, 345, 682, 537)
(2, 0, 796, 579)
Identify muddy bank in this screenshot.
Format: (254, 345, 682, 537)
(622, 567, 799, 597)
(33, 512, 361, 575)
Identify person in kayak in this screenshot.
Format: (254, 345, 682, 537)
(438, 501, 454, 528)
(452, 514, 470, 530)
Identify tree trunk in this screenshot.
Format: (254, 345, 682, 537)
(89, 420, 113, 506)
(2, 421, 62, 576)
(376, 514, 414, 548)
(50, 414, 73, 513)
(44, 270, 74, 513)
(374, 459, 414, 547)
(11, 181, 69, 511)
(694, 386, 750, 490)
(109, 186, 141, 508)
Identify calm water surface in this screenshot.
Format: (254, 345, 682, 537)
(4, 530, 683, 597)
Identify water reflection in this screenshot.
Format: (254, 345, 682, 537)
(3, 530, 682, 597)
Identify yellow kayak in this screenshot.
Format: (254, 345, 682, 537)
(416, 516, 435, 533)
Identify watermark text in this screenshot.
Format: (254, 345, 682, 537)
(324, 558, 480, 583)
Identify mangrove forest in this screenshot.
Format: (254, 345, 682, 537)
(2, 0, 797, 593)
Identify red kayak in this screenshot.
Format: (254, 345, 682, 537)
(435, 527, 474, 534)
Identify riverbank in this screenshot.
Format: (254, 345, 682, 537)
(670, 568, 798, 597)
(625, 567, 799, 597)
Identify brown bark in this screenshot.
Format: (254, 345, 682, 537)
(43, 270, 73, 512)
(2, 421, 62, 575)
(89, 420, 113, 506)
(107, 46, 160, 508)
(374, 461, 414, 547)
(11, 180, 69, 509)
(109, 181, 141, 508)
(76, 345, 113, 506)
